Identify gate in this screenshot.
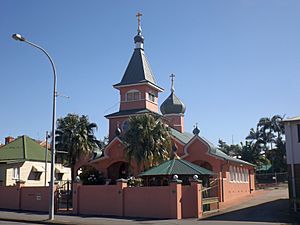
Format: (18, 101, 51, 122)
(202, 177, 219, 214)
(56, 180, 72, 212)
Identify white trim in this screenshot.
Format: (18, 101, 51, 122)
(113, 82, 164, 92)
(181, 135, 220, 160)
(91, 136, 125, 163)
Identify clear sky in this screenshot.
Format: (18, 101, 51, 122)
(1, 0, 299, 145)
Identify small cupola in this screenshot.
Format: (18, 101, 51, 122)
(160, 74, 186, 115)
(134, 12, 144, 49)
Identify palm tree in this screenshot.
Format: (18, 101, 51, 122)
(123, 114, 172, 170)
(56, 114, 101, 180)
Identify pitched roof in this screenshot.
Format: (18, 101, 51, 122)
(139, 158, 214, 176)
(169, 128, 255, 166)
(0, 135, 51, 163)
(113, 48, 163, 91)
(283, 116, 300, 122)
(105, 108, 160, 119)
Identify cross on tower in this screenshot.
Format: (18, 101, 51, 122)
(136, 12, 143, 33)
(170, 73, 175, 92)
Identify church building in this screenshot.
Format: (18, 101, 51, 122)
(78, 14, 256, 203)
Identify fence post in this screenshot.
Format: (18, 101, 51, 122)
(170, 179, 182, 219)
(116, 178, 127, 217)
(72, 182, 81, 215)
(16, 180, 25, 210)
(190, 179, 203, 218)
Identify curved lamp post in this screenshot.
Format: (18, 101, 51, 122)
(12, 34, 57, 220)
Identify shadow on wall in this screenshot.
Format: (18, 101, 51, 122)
(203, 199, 296, 224)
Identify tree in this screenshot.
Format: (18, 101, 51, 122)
(217, 139, 241, 157)
(56, 114, 102, 180)
(123, 114, 172, 170)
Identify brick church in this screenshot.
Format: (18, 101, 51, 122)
(77, 14, 256, 203)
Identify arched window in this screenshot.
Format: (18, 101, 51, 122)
(230, 166, 234, 182)
(126, 90, 140, 102)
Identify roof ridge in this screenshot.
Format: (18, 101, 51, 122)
(23, 135, 27, 159)
(167, 158, 176, 175)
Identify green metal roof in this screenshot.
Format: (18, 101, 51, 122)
(139, 158, 214, 177)
(0, 135, 51, 163)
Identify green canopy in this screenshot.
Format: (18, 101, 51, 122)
(139, 158, 214, 177)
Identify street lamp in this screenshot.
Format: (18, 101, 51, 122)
(12, 33, 57, 220)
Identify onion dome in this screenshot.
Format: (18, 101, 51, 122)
(193, 124, 200, 136)
(160, 74, 186, 115)
(134, 33, 144, 44)
(160, 93, 186, 115)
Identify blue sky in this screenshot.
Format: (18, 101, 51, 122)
(1, 0, 299, 145)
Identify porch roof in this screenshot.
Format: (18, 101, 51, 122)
(139, 158, 214, 177)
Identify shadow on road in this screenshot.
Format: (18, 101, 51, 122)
(204, 199, 299, 224)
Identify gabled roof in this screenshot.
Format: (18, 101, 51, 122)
(283, 116, 300, 122)
(0, 135, 51, 163)
(139, 158, 214, 177)
(169, 128, 255, 166)
(113, 48, 163, 91)
(105, 108, 160, 119)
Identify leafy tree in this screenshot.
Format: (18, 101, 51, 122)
(79, 165, 105, 185)
(217, 139, 241, 157)
(56, 114, 102, 180)
(123, 114, 172, 170)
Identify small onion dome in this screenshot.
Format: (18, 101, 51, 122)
(193, 126, 200, 136)
(160, 92, 186, 115)
(172, 143, 178, 152)
(134, 34, 144, 43)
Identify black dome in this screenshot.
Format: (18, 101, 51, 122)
(134, 34, 144, 43)
(160, 92, 186, 115)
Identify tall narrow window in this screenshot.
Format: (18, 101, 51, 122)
(297, 124, 300, 143)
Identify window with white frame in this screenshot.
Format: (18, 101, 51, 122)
(233, 166, 237, 181)
(126, 90, 140, 102)
(245, 169, 249, 182)
(243, 169, 247, 182)
(148, 92, 156, 102)
(13, 167, 20, 180)
(230, 166, 234, 182)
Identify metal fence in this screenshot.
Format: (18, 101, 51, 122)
(255, 172, 288, 188)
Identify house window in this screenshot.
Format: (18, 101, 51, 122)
(55, 173, 64, 181)
(13, 167, 20, 180)
(33, 172, 42, 180)
(148, 92, 156, 102)
(297, 124, 300, 143)
(126, 90, 140, 102)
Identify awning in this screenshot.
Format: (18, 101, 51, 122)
(55, 167, 69, 173)
(32, 165, 44, 172)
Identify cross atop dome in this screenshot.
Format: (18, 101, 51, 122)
(170, 73, 175, 93)
(136, 12, 143, 35)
